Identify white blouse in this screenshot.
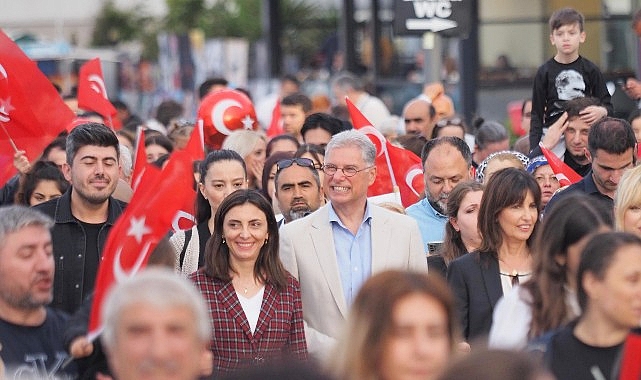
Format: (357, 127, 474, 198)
(489, 284, 580, 349)
(237, 286, 265, 334)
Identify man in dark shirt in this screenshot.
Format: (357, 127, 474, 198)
(529, 97, 603, 177)
(0, 205, 76, 379)
(34, 123, 126, 314)
(545, 117, 636, 214)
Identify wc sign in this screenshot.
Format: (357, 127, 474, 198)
(393, 0, 472, 37)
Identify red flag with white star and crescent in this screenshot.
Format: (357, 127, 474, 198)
(345, 97, 424, 207)
(87, 148, 197, 339)
(0, 29, 75, 187)
(77, 58, 120, 129)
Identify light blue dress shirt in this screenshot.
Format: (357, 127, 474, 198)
(328, 201, 373, 306)
(406, 197, 447, 251)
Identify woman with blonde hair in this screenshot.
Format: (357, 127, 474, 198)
(330, 270, 459, 380)
(614, 165, 641, 236)
(222, 129, 267, 189)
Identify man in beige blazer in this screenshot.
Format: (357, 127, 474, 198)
(279, 130, 426, 357)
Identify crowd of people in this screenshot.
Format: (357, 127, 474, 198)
(4, 5, 641, 380)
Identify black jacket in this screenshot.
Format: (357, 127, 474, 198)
(34, 189, 126, 314)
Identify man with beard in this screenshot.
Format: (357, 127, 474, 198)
(406, 136, 473, 253)
(274, 157, 323, 226)
(528, 97, 601, 177)
(0, 205, 77, 379)
(545, 117, 636, 213)
(35, 123, 125, 314)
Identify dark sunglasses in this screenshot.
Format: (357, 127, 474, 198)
(276, 157, 316, 172)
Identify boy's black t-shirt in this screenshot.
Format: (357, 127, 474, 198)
(0, 308, 77, 379)
(530, 55, 613, 149)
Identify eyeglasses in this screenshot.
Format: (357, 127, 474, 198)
(276, 157, 316, 173)
(322, 164, 374, 177)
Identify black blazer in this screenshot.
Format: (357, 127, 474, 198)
(447, 251, 502, 342)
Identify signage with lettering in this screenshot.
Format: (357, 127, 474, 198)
(393, 0, 472, 37)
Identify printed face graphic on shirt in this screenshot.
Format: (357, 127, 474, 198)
(555, 69, 586, 100)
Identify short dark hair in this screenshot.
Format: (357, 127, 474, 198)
(301, 113, 345, 141)
(155, 100, 184, 127)
(204, 189, 287, 291)
(66, 122, 119, 165)
(588, 117, 636, 157)
(274, 158, 321, 195)
(549, 7, 584, 32)
(421, 136, 472, 167)
(198, 77, 228, 100)
(477, 168, 541, 257)
(42, 136, 67, 161)
(577, 232, 641, 312)
(281, 93, 312, 113)
(565, 97, 600, 119)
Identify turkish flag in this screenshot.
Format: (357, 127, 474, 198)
(172, 121, 204, 231)
(619, 332, 641, 380)
(88, 148, 197, 338)
(0, 29, 75, 187)
(539, 143, 582, 187)
(77, 58, 119, 129)
(346, 97, 424, 207)
(266, 100, 283, 137)
(180, 119, 205, 162)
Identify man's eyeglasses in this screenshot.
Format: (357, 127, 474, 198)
(276, 158, 317, 173)
(322, 164, 374, 177)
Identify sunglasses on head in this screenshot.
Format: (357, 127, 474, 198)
(276, 157, 316, 172)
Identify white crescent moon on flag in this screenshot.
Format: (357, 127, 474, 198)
(88, 74, 109, 99)
(211, 98, 242, 136)
(0, 64, 7, 81)
(172, 210, 197, 231)
(358, 126, 388, 156)
(113, 241, 152, 282)
(405, 167, 423, 197)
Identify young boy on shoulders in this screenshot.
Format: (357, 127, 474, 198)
(529, 7, 612, 152)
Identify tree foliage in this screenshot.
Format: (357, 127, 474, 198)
(91, 1, 149, 46)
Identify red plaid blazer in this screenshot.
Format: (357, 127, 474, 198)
(190, 270, 308, 375)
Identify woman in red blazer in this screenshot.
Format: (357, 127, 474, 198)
(190, 189, 307, 375)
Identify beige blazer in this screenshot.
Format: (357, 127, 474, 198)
(279, 202, 427, 356)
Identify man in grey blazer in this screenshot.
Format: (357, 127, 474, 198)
(279, 130, 427, 357)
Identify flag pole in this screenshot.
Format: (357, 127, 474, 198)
(0, 121, 18, 153)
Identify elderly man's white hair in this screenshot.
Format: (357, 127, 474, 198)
(119, 144, 133, 179)
(101, 268, 211, 349)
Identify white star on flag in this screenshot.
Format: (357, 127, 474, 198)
(0, 96, 15, 119)
(241, 114, 255, 130)
(127, 216, 152, 244)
